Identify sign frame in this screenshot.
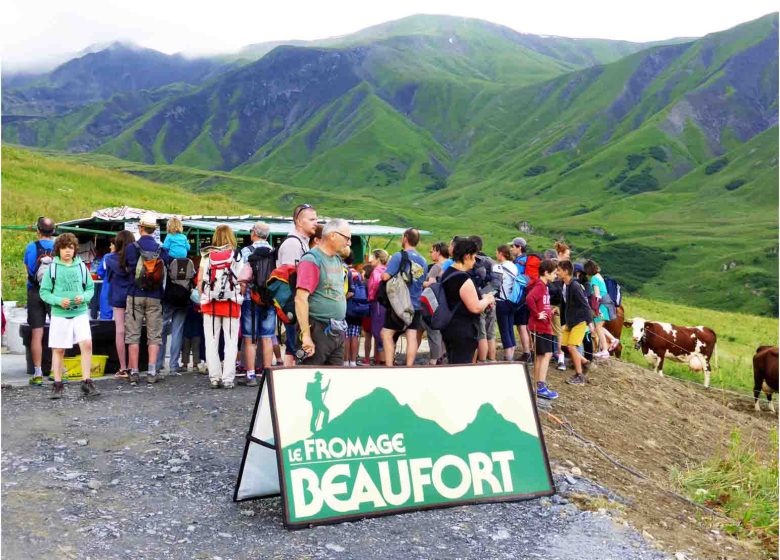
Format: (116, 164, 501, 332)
(262, 363, 555, 530)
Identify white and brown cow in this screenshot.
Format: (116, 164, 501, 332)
(753, 345, 778, 412)
(624, 318, 717, 387)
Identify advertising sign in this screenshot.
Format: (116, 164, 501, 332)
(234, 363, 554, 528)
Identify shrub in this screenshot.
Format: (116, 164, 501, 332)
(626, 154, 646, 170)
(559, 160, 581, 176)
(724, 179, 746, 191)
(705, 157, 729, 175)
(647, 146, 667, 162)
(620, 168, 660, 194)
(524, 165, 547, 177)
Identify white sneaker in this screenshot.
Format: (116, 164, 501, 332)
(556, 361, 566, 371)
(595, 351, 610, 359)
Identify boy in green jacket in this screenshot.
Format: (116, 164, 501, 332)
(39, 233, 99, 399)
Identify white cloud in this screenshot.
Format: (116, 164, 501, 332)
(2, 0, 777, 72)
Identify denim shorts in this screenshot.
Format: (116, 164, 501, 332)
(241, 301, 276, 339)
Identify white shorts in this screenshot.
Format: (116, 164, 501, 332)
(48, 314, 92, 349)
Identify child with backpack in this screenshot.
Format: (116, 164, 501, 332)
(344, 252, 369, 367)
(526, 260, 559, 400)
(199, 225, 244, 389)
(38, 233, 99, 399)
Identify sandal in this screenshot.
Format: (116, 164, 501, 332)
(114, 369, 130, 379)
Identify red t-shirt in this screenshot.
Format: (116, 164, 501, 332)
(526, 279, 553, 335)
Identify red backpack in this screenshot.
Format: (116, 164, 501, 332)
(524, 254, 542, 281)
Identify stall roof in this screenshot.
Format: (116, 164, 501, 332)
(57, 206, 427, 236)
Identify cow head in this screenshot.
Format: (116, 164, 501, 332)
(624, 317, 647, 348)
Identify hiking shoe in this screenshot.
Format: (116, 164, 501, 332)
(146, 373, 159, 384)
(245, 373, 258, 387)
(29, 375, 44, 386)
(210, 380, 221, 389)
(556, 361, 566, 371)
(81, 379, 100, 397)
(222, 381, 235, 390)
(566, 374, 586, 385)
(518, 353, 531, 363)
(128, 371, 140, 385)
(50, 382, 65, 400)
(536, 382, 559, 400)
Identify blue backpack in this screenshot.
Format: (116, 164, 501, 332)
(503, 265, 529, 306)
(347, 273, 370, 318)
(604, 276, 622, 308)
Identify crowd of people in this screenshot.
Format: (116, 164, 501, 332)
(23, 204, 620, 401)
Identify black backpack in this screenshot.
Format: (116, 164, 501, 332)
(247, 245, 276, 307)
(164, 258, 195, 308)
(470, 254, 497, 293)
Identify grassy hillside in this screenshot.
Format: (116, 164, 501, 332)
(0, 146, 260, 303)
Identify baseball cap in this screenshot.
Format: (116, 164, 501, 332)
(573, 262, 585, 273)
(510, 237, 527, 248)
(139, 212, 159, 228)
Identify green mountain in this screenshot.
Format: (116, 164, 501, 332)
(2, 13, 777, 315)
(281, 387, 550, 522)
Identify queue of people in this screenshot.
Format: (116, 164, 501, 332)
(24, 205, 620, 402)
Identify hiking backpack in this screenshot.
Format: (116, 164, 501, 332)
(266, 264, 299, 325)
(346, 272, 370, 318)
(377, 251, 414, 326)
(420, 274, 463, 330)
(30, 241, 54, 287)
(470, 254, 500, 294)
(164, 258, 195, 308)
(502, 265, 529, 306)
(133, 242, 166, 292)
(524, 253, 542, 281)
(200, 247, 242, 304)
(247, 245, 276, 307)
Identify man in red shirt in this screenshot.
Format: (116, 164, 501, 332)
(526, 259, 559, 400)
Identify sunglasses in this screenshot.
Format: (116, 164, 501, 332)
(293, 204, 314, 221)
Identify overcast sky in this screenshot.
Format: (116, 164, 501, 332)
(3, 0, 777, 72)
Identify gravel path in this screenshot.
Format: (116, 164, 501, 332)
(1, 374, 671, 560)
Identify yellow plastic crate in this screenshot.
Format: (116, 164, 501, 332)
(54, 355, 108, 380)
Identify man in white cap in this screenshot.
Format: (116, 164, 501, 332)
(124, 212, 170, 384)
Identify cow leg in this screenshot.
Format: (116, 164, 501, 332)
(703, 359, 711, 389)
(768, 391, 775, 414)
(656, 356, 665, 377)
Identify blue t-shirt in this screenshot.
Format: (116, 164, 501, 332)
(104, 252, 136, 308)
(162, 232, 190, 259)
(95, 256, 113, 320)
(386, 249, 428, 310)
(23, 239, 55, 289)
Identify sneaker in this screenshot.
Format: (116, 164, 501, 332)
(50, 382, 65, 399)
(594, 351, 610, 360)
(609, 338, 620, 351)
(210, 380, 221, 389)
(222, 381, 235, 390)
(518, 353, 531, 363)
(81, 379, 100, 397)
(245, 373, 258, 387)
(29, 375, 43, 386)
(566, 374, 586, 385)
(536, 382, 559, 400)
(556, 361, 566, 371)
(146, 373, 159, 384)
(197, 362, 208, 374)
(128, 371, 140, 385)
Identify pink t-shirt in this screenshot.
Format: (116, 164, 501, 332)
(368, 264, 386, 301)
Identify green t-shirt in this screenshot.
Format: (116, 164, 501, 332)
(300, 248, 347, 322)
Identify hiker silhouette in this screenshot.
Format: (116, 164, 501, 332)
(305, 371, 330, 432)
